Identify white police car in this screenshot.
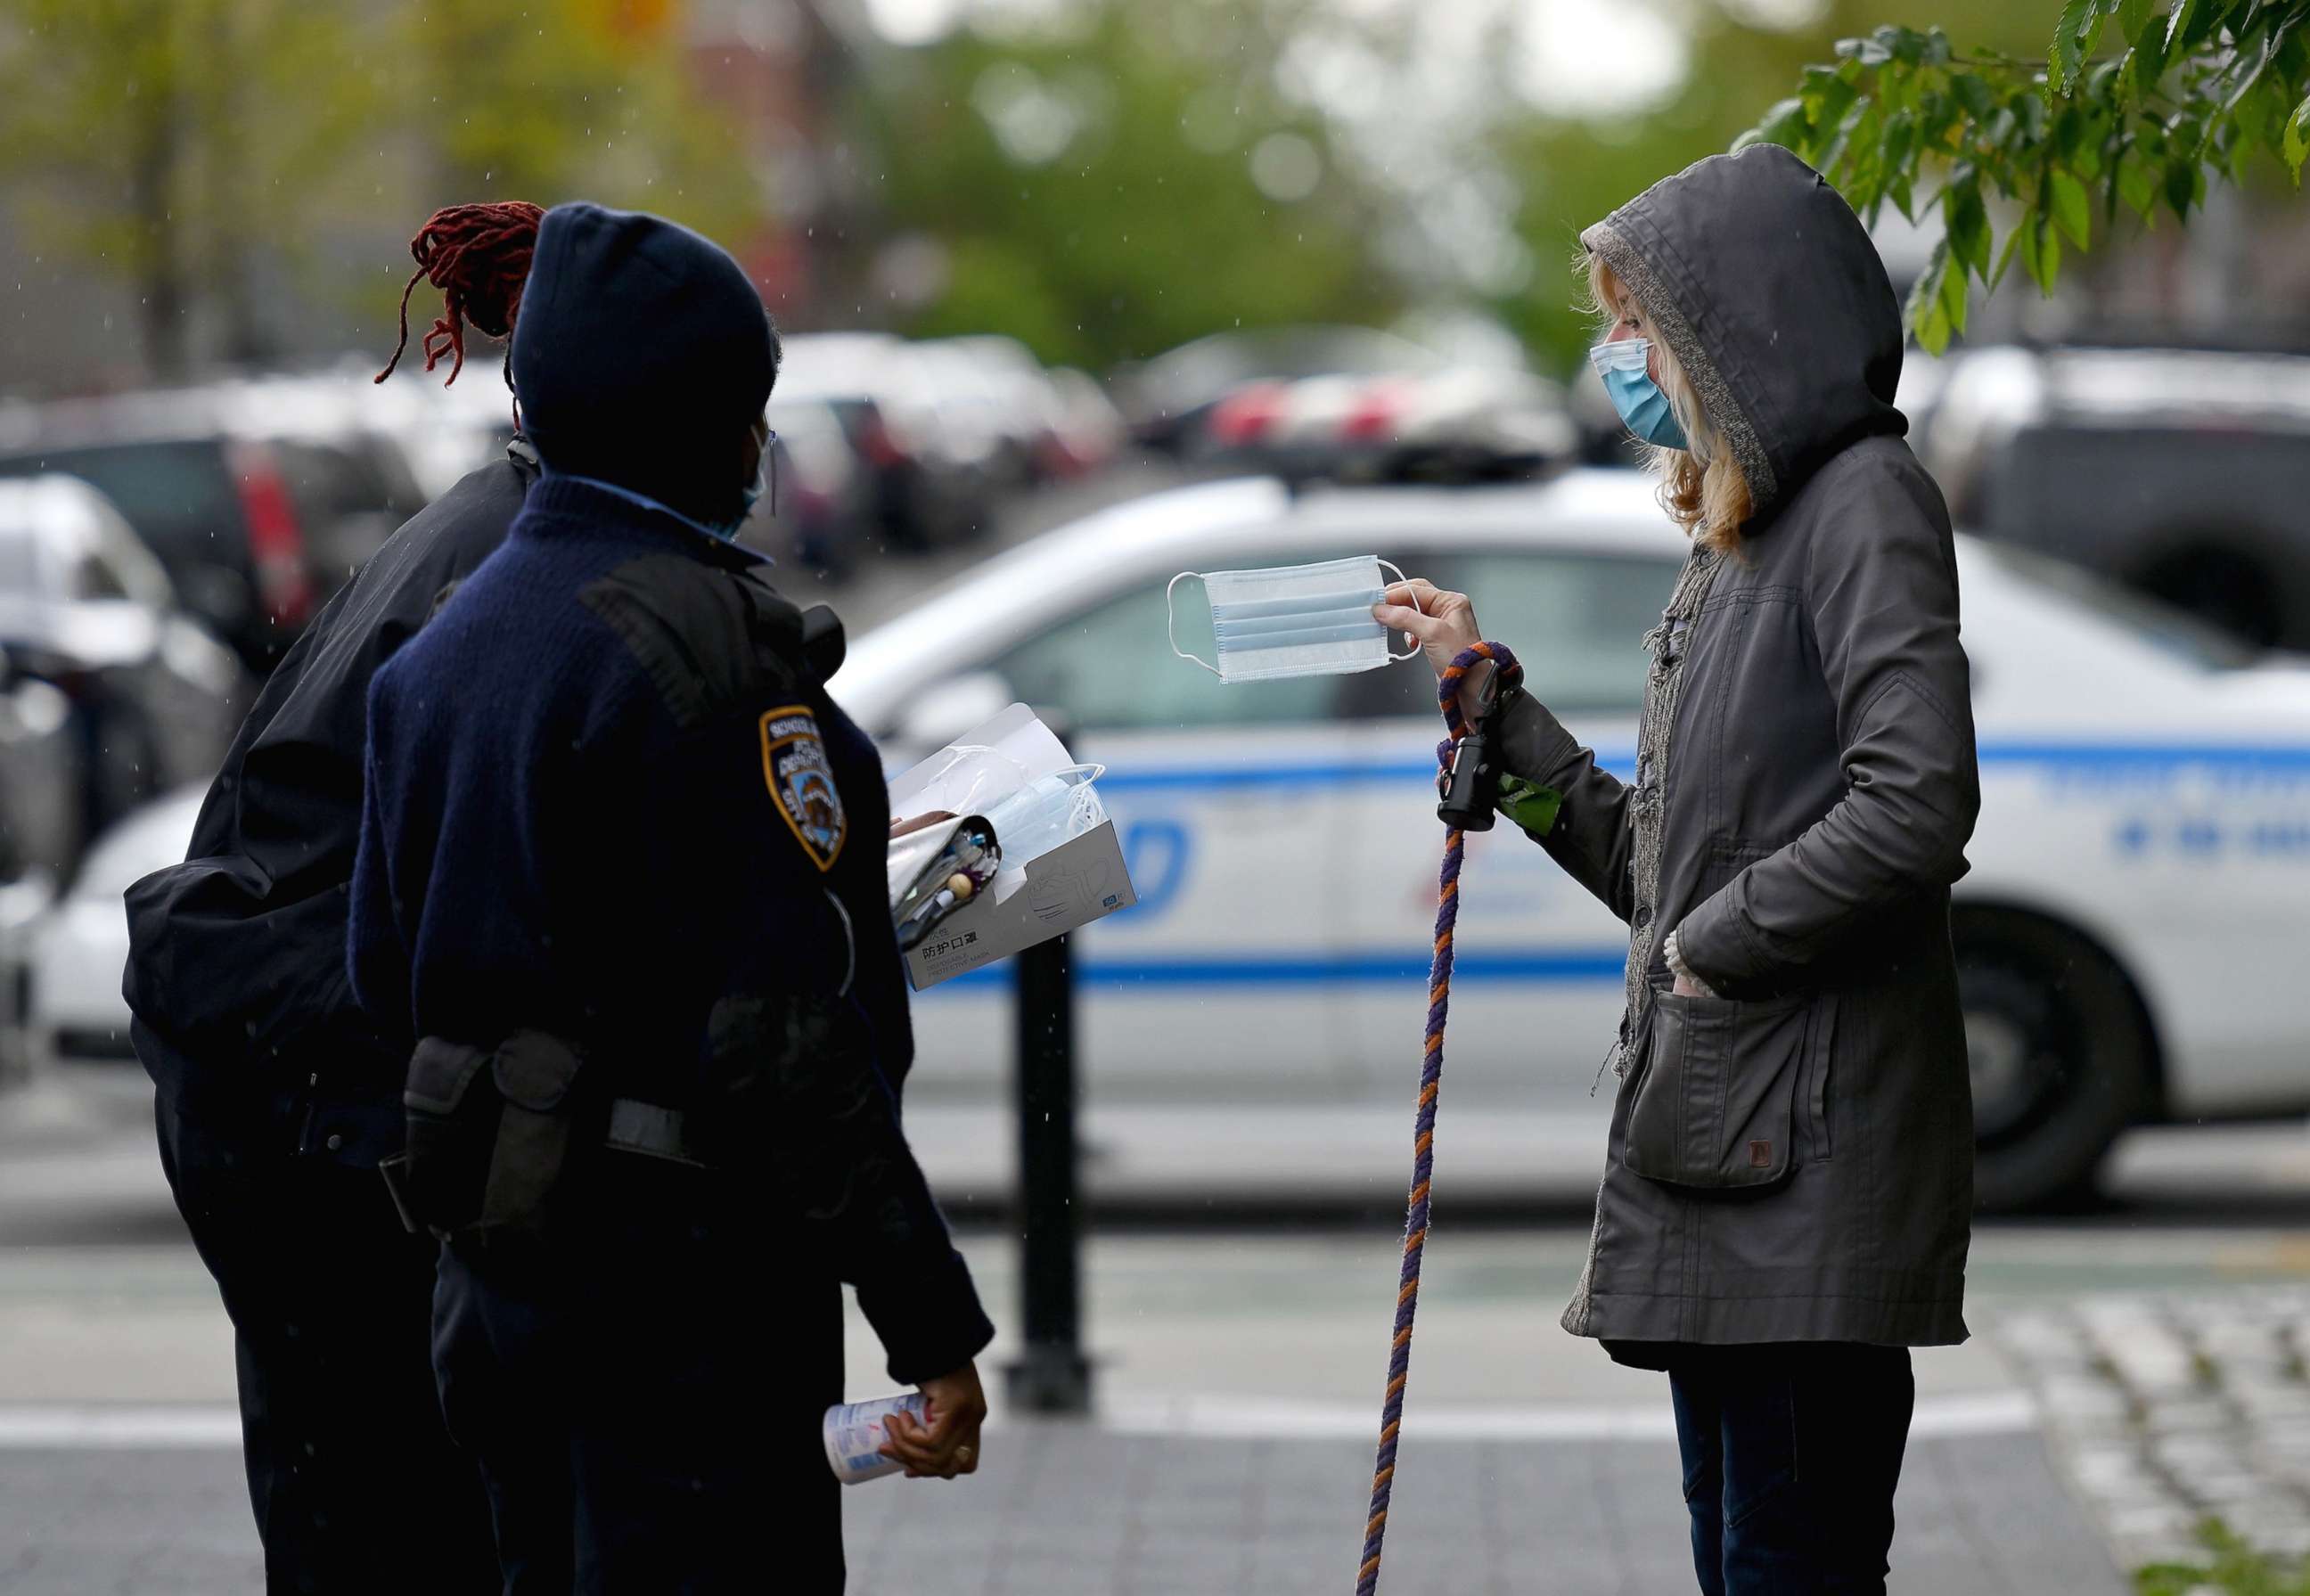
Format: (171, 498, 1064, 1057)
(9, 786, 202, 1106)
(838, 471, 2310, 1212)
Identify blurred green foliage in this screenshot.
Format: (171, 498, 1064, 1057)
(1487, 1, 2051, 368)
(399, 0, 758, 239)
(0, 0, 384, 375)
(852, 0, 1398, 372)
(5, 0, 2285, 388)
(857, 0, 2054, 375)
(2134, 1518, 2310, 1594)
(0, 0, 758, 379)
(1741, 2, 2310, 352)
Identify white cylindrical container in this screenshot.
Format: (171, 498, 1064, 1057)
(823, 1393, 929, 1486)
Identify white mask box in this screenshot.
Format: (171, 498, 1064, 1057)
(889, 702, 1137, 990)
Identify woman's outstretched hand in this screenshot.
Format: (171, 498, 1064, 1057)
(1375, 578, 1493, 716)
(1373, 579, 1478, 673)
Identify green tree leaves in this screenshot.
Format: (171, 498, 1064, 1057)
(1739, 2, 2310, 353)
(1944, 172, 1993, 276)
(0, 0, 763, 380)
(851, 0, 1398, 371)
(2053, 0, 2101, 94)
(2049, 168, 2095, 246)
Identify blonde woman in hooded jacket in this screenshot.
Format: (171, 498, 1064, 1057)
(1379, 144, 1981, 1595)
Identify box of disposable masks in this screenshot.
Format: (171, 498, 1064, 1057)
(888, 703, 1135, 990)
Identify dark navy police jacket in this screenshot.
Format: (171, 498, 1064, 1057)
(123, 442, 539, 1159)
(347, 473, 990, 1384)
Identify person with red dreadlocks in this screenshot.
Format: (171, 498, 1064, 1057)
(122, 201, 551, 1592)
(344, 203, 990, 1591)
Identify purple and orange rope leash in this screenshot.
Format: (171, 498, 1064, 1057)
(1356, 641, 1521, 1596)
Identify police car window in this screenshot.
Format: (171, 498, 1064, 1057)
(72, 551, 129, 602)
(1977, 539, 2257, 670)
(1338, 550, 1676, 719)
(994, 577, 1345, 731)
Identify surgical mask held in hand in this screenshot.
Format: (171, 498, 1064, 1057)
(1589, 338, 1689, 452)
(1168, 555, 1420, 683)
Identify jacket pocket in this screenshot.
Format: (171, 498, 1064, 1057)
(1622, 989, 1811, 1190)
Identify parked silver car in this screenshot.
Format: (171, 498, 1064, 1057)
(0, 476, 246, 873)
(0, 383, 430, 671)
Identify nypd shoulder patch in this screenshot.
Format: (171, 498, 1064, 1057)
(758, 705, 847, 872)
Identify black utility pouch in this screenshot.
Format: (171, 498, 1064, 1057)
(389, 1031, 594, 1243)
(479, 1031, 594, 1240)
(396, 1037, 497, 1238)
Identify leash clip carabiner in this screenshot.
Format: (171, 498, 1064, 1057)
(1435, 731, 1496, 831)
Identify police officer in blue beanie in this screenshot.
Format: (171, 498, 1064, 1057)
(348, 202, 992, 1591)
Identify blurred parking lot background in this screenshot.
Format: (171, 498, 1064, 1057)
(5, 0, 2310, 1591)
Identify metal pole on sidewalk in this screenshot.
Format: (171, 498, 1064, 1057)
(1005, 931, 1092, 1413)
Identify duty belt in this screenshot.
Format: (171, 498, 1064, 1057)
(382, 1032, 713, 1243)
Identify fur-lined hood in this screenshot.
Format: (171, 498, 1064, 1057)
(1582, 143, 1906, 520)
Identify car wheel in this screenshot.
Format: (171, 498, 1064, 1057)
(1954, 907, 2155, 1213)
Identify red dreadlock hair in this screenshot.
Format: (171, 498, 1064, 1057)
(374, 200, 545, 392)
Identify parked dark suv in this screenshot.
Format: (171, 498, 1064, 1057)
(1914, 345, 2310, 651)
(0, 387, 426, 671)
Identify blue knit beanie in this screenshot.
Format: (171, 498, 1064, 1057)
(512, 203, 780, 525)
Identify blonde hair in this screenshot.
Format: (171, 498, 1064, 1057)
(1584, 253, 1751, 556)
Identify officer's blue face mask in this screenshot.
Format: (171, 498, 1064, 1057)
(703, 431, 777, 541)
(1167, 555, 1420, 683)
(1589, 337, 1689, 453)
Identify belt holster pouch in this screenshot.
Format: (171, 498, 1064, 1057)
(480, 1031, 591, 1239)
(397, 1031, 593, 1245)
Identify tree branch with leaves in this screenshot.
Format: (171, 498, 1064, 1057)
(1739, 1, 2310, 351)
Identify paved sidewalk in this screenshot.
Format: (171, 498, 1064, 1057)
(1996, 1284, 2310, 1572)
(844, 1422, 2121, 1596)
(0, 1419, 2120, 1596)
(11, 1091, 2305, 1592)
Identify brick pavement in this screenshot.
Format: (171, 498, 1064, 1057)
(0, 1420, 2121, 1595)
(1995, 1284, 2310, 1574)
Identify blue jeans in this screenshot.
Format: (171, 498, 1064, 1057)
(1668, 1343, 1914, 1595)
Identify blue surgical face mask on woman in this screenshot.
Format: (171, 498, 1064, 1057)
(1589, 337, 1689, 452)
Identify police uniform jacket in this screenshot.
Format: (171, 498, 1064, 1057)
(347, 473, 992, 1385)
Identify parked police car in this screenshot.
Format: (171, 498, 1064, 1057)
(22, 471, 2306, 1210)
(839, 471, 2310, 1213)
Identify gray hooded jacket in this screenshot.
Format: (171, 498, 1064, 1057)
(1494, 143, 1982, 1356)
